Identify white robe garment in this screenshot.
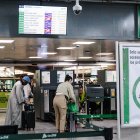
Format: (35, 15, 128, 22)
(5, 81, 25, 128)
(23, 83, 32, 103)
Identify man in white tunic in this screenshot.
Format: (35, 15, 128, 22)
(5, 76, 30, 129)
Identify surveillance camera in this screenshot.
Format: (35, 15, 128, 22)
(76, 45, 80, 48)
(73, 4, 82, 15)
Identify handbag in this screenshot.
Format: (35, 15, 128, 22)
(66, 88, 78, 113)
(67, 102, 78, 113)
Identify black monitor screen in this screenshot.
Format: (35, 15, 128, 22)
(86, 86, 104, 102)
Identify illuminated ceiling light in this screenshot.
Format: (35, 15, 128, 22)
(0, 40, 14, 43)
(73, 41, 95, 45)
(78, 57, 92, 59)
(55, 62, 77, 66)
(96, 53, 113, 56)
(26, 72, 34, 75)
(15, 69, 24, 74)
(29, 56, 42, 59)
(106, 59, 116, 62)
(0, 67, 6, 70)
(15, 69, 34, 75)
(64, 60, 76, 62)
(95, 62, 115, 66)
(41, 52, 57, 55)
(101, 65, 108, 68)
(57, 47, 76, 50)
(63, 66, 102, 70)
(0, 46, 5, 49)
(63, 66, 76, 70)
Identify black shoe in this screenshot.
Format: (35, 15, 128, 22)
(18, 127, 25, 130)
(65, 129, 69, 132)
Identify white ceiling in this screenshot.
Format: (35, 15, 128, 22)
(0, 37, 116, 72)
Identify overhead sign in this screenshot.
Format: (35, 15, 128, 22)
(119, 42, 140, 127)
(18, 5, 67, 35)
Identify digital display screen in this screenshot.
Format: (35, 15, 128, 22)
(18, 5, 67, 35)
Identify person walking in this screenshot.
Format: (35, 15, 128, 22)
(5, 75, 30, 129)
(53, 75, 76, 133)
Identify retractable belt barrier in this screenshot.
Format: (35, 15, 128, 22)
(87, 96, 115, 99)
(75, 114, 117, 119)
(0, 128, 113, 140)
(0, 113, 115, 140)
(75, 113, 116, 133)
(0, 129, 112, 140)
(68, 113, 114, 140)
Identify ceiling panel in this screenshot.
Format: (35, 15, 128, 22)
(0, 37, 116, 72)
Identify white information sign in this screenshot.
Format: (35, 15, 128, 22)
(41, 71, 50, 84)
(57, 71, 66, 83)
(57, 70, 74, 83)
(119, 42, 140, 127)
(105, 71, 116, 82)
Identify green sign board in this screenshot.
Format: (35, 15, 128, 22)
(0, 92, 10, 108)
(138, 6, 140, 38)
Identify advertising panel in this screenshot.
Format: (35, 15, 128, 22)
(119, 42, 140, 127)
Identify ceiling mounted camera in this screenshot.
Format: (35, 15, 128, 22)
(73, 0, 82, 15)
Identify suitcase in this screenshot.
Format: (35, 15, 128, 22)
(24, 103, 34, 111)
(22, 111, 35, 130)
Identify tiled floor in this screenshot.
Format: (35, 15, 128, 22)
(0, 113, 118, 140)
